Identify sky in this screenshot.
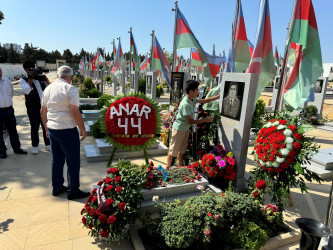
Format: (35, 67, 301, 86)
(1, 0, 333, 62)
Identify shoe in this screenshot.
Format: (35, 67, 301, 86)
(45, 145, 51, 152)
(31, 147, 38, 155)
(52, 186, 68, 196)
(14, 148, 27, 154)
(67, 189, 90, 200)
(0, 153, 7, 159)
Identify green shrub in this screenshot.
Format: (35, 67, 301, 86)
(73, 74, 85, 85)
(83, 78, 95, 90)
(156, 85, 164, 98)
(97, 94, 113, 109)
(88, 89, 102, 98)
(91, 120, 105, 139)
(252, 99, 266, 129)
(138, 77, 146, 93)
(105, 76, 111, 82)
(79, 86, 89, 98)
(305, 105, 318, 118)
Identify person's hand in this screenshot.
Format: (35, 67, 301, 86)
(216, 93, 220, 98)
(44, 76, 51, 85)
(80, 130, 87, 141)
(204, 116, 214, 123)
(45, 130, 49, 138)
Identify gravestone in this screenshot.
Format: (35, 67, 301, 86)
(111, 81, 117, 96)
(130, 71, 139, 92)
(211, 73, 222, 89)
(266, 75, 281, 112)
(146, 71, 157, 99)
(199, 73, 203, 82)
(119, 71, 126, 94)
(307, 77, 329, 116)
(170, 72, 190, 106)
(218, 72, 259, 191)
(190, 73, 199, 82)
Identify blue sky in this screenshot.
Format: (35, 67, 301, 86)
(1, 0, 332, 62)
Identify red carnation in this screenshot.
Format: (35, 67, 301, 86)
(269, 156, 275, 162)
(88, 223, 93, 229)
(280, 162, 289, 169)
(253, 192, 259, 198)
(106, 198, 114, 206)
(92, 196, 97, 203)
(229, 172, 236, 180)
(207, 212, 212, 217)
(286, 157, 295, 164)
(288, 125, 297, 132)
(105, 185, 113, 191)
(97, 181, 103, 185)
(256, 180, 267, 190)
(96, 208, 101, 216)
(208, 154, 214, 161)
(279, 120, 287, 125)
(293, 133, 303, 141)
(275, 167, 283, 173)
(293, 142, 302, 151)
(89, 208, 96, 216)
(81, 208, 85, 215)
(107, 215, 117, 225)
(107, 168, 119, 174)
(103, 177, 112, 184)
(82, 217, 87, 225)
(288, 150, 297, 158)
(98, 214, 107, 224)
(114, 176, 121, 183)
(116, 186, 123, 193)
(118, 202, 126, 211)
(100, 230, 109, 238)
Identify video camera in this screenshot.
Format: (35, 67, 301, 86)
(28, 68, 50, 82)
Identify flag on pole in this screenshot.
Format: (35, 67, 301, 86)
(113, 42, 117, 61)
(288, 42, 300, 66)
(98, 51, 104, 65)
(153, 36, 171, 87)
(248, 39, 254, 57)
(140, 56, 149, 70)
(274, 46, 281, 70)
(130, 31, 140, 71)
(247, 0, 276, 103)
(191, 48, 202, 67)
(92, 56, 96, 73)
(111, 40, 124, 77)
(283, 0, 323, 110)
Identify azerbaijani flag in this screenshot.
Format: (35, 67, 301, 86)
(98, 51, 104, 65)
(153, 36, 171, 87)
(111, 40, 124, 77)
(113, 42, 117, 61)
(274, 46, 281, 70)
(191, 48, 202, 66)
(130, 31, 140, 71)
(248, 39, 254, 57)
(247, 0, 276, 103)
(92, 56, 96, 73)
(140, 56, 149, 70)
(288, 42, 299, 66)
(283, 0, 323, 110)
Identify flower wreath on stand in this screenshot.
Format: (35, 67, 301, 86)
(252, 115, 322, 210)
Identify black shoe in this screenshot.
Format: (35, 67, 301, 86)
(52, 186, 68, 196)
(0, 153, 7, 159)
(67, 189, 90, 200)
(14, 148, 27, 154)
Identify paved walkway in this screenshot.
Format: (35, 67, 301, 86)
(0, 79, 332, 249)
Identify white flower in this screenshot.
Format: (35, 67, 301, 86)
(277, 125, 286, 130)
(286, 143, 293, 149)
(259, 160, 265, 165)
(276, 157, 285, 163)
(286, 137, 294, 144)
(283, 129, 293, 137)
(281, 148, 290, 156)
(197, 185, 204, 190)
(273, 121, 279, 126)
(266, 161, 272, 167)
(265, 122, 272, 128)
(152, 196, 159, 202)
(272, 162, 280, 168)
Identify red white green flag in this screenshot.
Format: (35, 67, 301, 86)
(274, 46, 280, 70)
(283, 0, 323, 110)
(130, 31, 140, 71)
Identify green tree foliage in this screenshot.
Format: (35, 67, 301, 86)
(0, 45, 8, 63)
(7, 44, 20, 63)
(0, 11, 4, 24)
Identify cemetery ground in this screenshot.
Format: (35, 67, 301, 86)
(0, 81, 333, 249)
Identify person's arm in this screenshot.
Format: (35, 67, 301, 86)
(40, 106, 48, 138)
(198, 94, 220, 104)
(185, 115, 214, 125)
(70, 104, 87, 141)
(19, 78, 33, 95)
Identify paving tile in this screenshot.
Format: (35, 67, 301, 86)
(0, 187, 11, 201)
(72, 235, 134, 250)
(33, 195, 68, 209)
(68, 200, 86, 219)
(0, 210, 31, 230)
(0, 226, 29, 249)
(0, 196, 36, 213)
(6, 187, 49, 200)
(25, 239, 73, 250)
(28, 204, 69, 226)
(25, 220, 70, 248)
(69, 216, 89, 239)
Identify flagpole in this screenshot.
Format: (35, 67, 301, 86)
(171, 1, 178, 72)
(273, 0, 297, 115)
(128, 27, 132, 74)
(150, 30, 155, 71)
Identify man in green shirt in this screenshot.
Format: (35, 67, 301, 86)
(167, 80, 220, 168)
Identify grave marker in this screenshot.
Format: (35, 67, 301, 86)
(146, 71, 157, 99)
(130, 71, 139, 92)
(119, 71, 126, 94)
(170, 72, 190, 106)
(307, 77, 329, 116)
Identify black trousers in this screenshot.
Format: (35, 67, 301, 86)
(27, 107, 50, 147)
(0, 106, 21, 154)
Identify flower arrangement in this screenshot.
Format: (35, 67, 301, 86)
(252, 112, 322, 210)
(81, 160, 147, 242)
(160, 111, 172, 146)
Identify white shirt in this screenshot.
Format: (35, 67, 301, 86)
(41, 78, 79, 130)
(20, 78, 43, 101)
(0, 77, 14, 108)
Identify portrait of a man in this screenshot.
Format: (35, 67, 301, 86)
(314, 79, 323, 93)
(191, 75, 196, 81)
(274, 76, 281, 90)
(222, 81, 244, 120)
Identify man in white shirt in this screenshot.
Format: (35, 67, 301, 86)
(0, 67, 27, 158)
(20, 61, 50, 155)
(41, 66, 89, 200)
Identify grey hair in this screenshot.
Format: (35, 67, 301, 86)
(57, 65, 73, 78)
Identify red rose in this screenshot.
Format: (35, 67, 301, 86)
(286, 157, 295, 164)
(208, 154, 214, 161)
(87, 194, 93, 202)
(280, 162, 289, 169)
(100, 230, 109, 238)
(269, 156, 275, 162)
(107, 215, 117, 224)
(272, 143, 280, 150)
(103, 177, 112, 184)
(85, 206, 91, 213)
(81, 208, 85, 215)
(106, 198, 114, 206)
(114, 176, 121, 183)
(96, 208, 101, 216)
(88, 223, 93, 229)
(97, 181, 103, 185)
(275, 167, 283, 173)
(116, 186, 123, 193)
(288, 150, 296, 158)
(279, 120, 287, 125)
(118, 202, 126, 211)
(288, 125, 296, 132)
(207, 212, 212, 217)
(253, 192, 259, 198)
(256, 180, 267, 190)
(107, 168, 119, 174)
(105, 185, 113, 191)
(89, 208, 96, 216)
(205, 230, 211, 236)
(229, 172, 236, 180)
(268, 168, 274, 172)
(92, 196, 97, 203)
(293, 133, 303, 141)
(82, 217, 87, 225)
(98, 214, 107, 224)
(293, 142, 302, 151)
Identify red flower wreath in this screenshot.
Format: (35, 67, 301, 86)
(254, 119, 303, 173)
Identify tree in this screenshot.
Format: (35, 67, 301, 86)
(0, 45, 8, 63)
(62, 49, 73, 63)
(7, 44, 20, 63)
(106, 52, 111, 61)
(0, 11, 4, 25)
(21, 43, 38, 63)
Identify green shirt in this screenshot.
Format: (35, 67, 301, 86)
(173, 96, 198, 131)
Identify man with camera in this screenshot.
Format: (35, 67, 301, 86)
(20, 61, 50, 154)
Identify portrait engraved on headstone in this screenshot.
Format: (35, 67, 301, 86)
(274, 76, 281, 90)
(170, 72, 185, 106)
(314, 79, 324, 93)
(222, 81, 244, 121)
(192, 75, 196, 80)
(146, 75, 152, 94)
(130, 74, 134, 89)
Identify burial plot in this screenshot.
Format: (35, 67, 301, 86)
(146, 71, 157, 99)
(130, 71, 139, 92)
(307, 77, 329, 116)
(218, 73, 259, 191)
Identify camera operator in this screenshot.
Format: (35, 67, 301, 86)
(20, 61, 50, 154)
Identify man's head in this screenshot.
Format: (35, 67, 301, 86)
(228, 82, 238, 98)
(185, 80, 199, 98)
(57, 66, 73, 84)
(23, 61, 35, 73)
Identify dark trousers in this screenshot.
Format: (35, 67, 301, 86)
(0, 106, 21, 154)
(27, 107, 50, 147)
(48, 128, 80, 194)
